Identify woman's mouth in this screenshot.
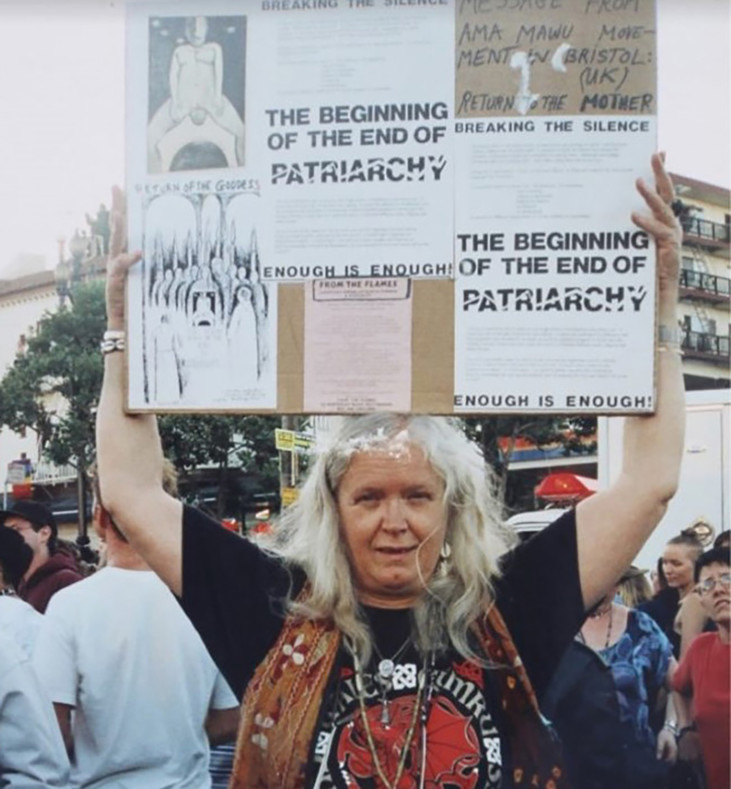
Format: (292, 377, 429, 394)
(376, 546, 416, 555)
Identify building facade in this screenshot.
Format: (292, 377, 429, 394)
(673, 173, 731, 389)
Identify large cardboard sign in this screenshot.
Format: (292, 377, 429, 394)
(125, 0, 657, 415)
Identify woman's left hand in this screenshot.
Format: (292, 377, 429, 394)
(656, 727, 678, 764)
(631, 152, 683, 296)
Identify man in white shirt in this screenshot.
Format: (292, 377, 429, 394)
(0, 630, 70, 787)
(33, 464, 240, 788)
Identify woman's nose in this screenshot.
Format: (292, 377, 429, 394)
(381, 497, 407, 532)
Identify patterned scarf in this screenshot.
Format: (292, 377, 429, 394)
(232, 603, 568, 789)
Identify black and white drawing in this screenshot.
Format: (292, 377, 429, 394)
(147, 15, 246, 174)
(139, 192, 271, 407)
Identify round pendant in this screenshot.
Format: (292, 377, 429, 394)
(378, 658, 395, 679)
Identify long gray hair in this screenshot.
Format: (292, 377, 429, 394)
(264, 414, 515, 665)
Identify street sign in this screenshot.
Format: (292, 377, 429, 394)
(280, 486, 299, 507)
(275, 429, 315, 453)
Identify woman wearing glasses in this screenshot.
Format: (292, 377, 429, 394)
(672, 546, 731, 789)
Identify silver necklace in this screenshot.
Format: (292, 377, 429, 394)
(352, 650, 436, 789)
(371, 637, 412, 726)
(373, 636, 411, 682)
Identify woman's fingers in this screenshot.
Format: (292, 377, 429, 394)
(631, 154, 682, 244)
(108, 186, 142, 275)
(109, 186, 127, 259)
(651, 151, 675, 204)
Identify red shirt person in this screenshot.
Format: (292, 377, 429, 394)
(0, 501, 82, 613)
(673, 546, 731, 789)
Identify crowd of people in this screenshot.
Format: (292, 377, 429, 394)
(0, 156, 727, 788)
(2, 500, 727, 788)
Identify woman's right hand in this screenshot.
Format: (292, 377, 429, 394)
(106, 186, 141, 331)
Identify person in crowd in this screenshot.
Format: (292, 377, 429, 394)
(672, 546, 730, 789)
(617, 565, 653, 609)
(649, 557, 667, 597)
(712, 530, 730, 550)
(32, 461, 240, 788)
(576, 570, 678, 788)
(640, 530, 704, 657)
(97, 153, 685, 787)
(0, 524, 42, 657)
(541, 639, 625, 788)
(0, 500, 82, 613)
(0, 629, 70, 787)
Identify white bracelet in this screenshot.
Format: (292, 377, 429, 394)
(100, 331, 126, 354)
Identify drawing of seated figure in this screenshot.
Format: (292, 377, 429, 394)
(148, 16, 246, 173)
(186, 260, 224, 327)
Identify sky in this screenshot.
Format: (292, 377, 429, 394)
(0, 0, 729, 278)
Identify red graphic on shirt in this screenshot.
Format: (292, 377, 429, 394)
(334, 693, 482, 788)
(453, 659, 485, 689)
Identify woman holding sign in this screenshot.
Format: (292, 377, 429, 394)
(97, 153, 685, 788)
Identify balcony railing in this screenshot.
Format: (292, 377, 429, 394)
(33, 461, 77, 484)
(681, 216, 731, 247)
(680, 269, 731, 300)
(682, 330, 731, 364)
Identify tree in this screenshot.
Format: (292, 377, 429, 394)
(0, 283, 281, 521)
(158, 413, 281, 518)
(0, 283, 106, 474)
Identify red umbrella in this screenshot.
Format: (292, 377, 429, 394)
(534, 473, 597, 502)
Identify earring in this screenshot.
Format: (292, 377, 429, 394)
(439, 542, 452, 561)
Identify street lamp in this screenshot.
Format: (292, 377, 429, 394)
(55, 230, 87, 307)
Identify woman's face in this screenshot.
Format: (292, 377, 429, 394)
(336, 442, 447, 609)
(661, 544, 696, 591)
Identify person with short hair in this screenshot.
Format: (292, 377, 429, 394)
(0, 501, 82, 613)
(0, 525, 42, 658)
(713, 530, 730, 550)
(672, 546, 731, 789)
(32, 463, 240, 788)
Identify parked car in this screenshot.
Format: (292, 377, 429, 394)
(505, 507, 568, 541)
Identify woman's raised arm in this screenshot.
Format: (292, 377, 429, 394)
(96, 187, 184, 594)
(576, 153, 686, 609)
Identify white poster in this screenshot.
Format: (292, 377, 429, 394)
(452, 0, 657, 413)
(125, 0, 658, 415)
(250, 3, 455, 281)
(126, 3, 277, 410)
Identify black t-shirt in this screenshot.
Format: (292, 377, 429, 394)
(180, 507, 583, 787)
